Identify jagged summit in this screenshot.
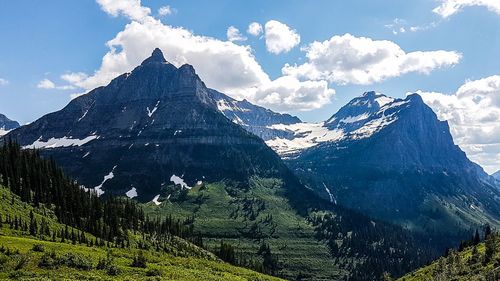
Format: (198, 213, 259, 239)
(141, 48, 168, 65)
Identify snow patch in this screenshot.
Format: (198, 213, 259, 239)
(24, 135, 99, 149)
(375, 96, 394, 107)
(147, 100, 160, 117)
(78, 108, 90, 122)
(152, 194, 161, 205)
(266, 122, 344, 156)
(93, 165, 117, 197)
(125, 187, 138, 199)
(339, 113, 370, 124)
(170, 174, 192, 189)
(323, 183, 336, 204)
(0, 129, 10, 136)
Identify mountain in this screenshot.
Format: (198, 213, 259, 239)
(493, 170, 500, 180)
(3, 51, 439, 280)
(0, 113, 20, 135)
(5, 48, 291, 201)
(398, 231, 499, 281)
(209, 89, 301, 141)
(272, 92, 500, 240)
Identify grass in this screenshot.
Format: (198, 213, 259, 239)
(398, 234, 500, 281)
(0, 235, 283, 280)
(0, 185, 283, 281)
(143, 177, 344, 280)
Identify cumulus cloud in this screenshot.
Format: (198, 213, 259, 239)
(59, 0, 334, 112)
(264, 20, 300, 54)
(37, 79, 56, 89)
(419, 75, 500, 173)
(158, 5, 174, 17)
(247, 22, 263, 36)
(96, 0, 151, 22)
(282, 33, 461, 85)
(433, 0, 500, 18)
(255, 76, 335, 111)
(0, 78, 8, 86)
(226, 26, 247, 42)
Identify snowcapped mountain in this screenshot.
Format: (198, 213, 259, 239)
(281, 91, 500, 236)
(0, 113, 20, 136)
(208, 89, 301, 140)
(4, 48, 291, 201)
(265, 91, 411, 157)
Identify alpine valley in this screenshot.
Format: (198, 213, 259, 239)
(2, 49, 499, 281)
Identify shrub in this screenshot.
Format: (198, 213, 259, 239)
(31, 244, 45, 252)
(146, 268, 163, 276)
(0, 254, 8, 269)
(38, 251, 58, 268)
(131, 251, 147, 268)
(106, 264, 121, 276)
(13, 254, 30, 270)
(60, 253, 93, 270)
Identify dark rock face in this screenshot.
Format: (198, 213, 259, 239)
(5, 48, 289, 201)
(0, 113, 20, 131)
(208, 89, 301, 140)
(288, 92, 500, 235)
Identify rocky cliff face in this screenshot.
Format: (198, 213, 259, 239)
(208, 89, 301, 140)
(282, 92, 500, 236)
(5, 49, 289, 201)
(0, 113, 19, 135)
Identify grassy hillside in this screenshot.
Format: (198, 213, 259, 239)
(144, 177, 436, 280)
(0, 185, 283, 280)
(144, 177, 343, 280)
(398, 233, 499, 281)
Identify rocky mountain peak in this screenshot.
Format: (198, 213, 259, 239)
(0, 113, 20, 134)
(141, 48, 168, 65)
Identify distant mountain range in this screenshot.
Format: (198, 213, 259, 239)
(0, 113, 19, 135)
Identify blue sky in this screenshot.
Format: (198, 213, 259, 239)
(1, 0, 500, 172)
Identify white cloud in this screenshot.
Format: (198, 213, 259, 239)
(247, 22, 263, 36)
(255, 76, 335, 111)
(282, 33, 461, 85)
(264, 20, 300, 54)
(37, 79, 56, 89)
(96, 0, 151, 22)
(0, 78, 8, 86)
(226, 26, 247, 42)
(418, 75, 500, 174)
(158, 5, 174, 17)
(433, 0, 500, 18)
(61, 1, 335, 112)
(61, 72, 89, 87)
(37, 78, 76, 90)
(384, 18, 437, 35)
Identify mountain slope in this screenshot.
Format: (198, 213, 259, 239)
(275, 92, 500, 241)
(0, 113, 19, 135)
(398, 232, 499, 281)
(0, 185, 282, 281)
(5, 49, 289, 201)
